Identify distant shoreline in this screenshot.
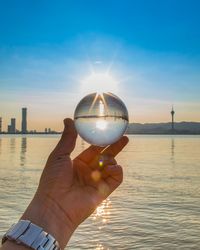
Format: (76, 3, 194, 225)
(1, 122, 200, 135)
(1, 132, 200, 136)
(126, 121, 200, 135)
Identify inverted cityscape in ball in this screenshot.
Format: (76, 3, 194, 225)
(74, 92, 129, 147)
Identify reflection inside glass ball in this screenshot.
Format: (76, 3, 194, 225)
(74, 92, 129, 147)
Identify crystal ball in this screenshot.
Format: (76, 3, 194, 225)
(74, 92, 129, 147)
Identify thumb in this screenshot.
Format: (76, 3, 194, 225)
(51, 118, 77, 157)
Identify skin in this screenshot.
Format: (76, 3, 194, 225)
(1, 118, 128, 250)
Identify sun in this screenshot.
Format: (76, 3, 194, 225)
(81, 72, 119, 94)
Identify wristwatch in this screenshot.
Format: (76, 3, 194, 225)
(2, 220, 61, 250)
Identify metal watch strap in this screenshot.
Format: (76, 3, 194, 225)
(2, 220, 61, 250)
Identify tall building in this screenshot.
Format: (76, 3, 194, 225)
(7, 125, 11, 133)
(21, 108, 27, 134)
(7, 118, 16, 133)
(10, 118, 16, 133)
(0, 117, 2, 133)
(171, 106, 175, 131)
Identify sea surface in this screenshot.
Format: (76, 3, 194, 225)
(0, 135, 200, 249)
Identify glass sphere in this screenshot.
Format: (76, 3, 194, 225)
(74, 92, 129, 147)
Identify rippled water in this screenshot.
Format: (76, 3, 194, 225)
(0, 135, 200, 249)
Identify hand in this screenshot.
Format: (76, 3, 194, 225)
(8, 118, 128, 249)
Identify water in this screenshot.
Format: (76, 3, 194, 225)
(0, 135, 200, 249)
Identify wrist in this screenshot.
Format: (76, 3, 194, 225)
(20, 193, 75, 249)
(1, 241, 30, 250)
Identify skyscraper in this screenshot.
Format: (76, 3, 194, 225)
(21, 108, 27, 134)
(10, 118, 16, 133)
(7, 125, 11, 133)
(0, 117, 2, 133)
(171, 106, 175, 131)
(7, 118, 16, 133)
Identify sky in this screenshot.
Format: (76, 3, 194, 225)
(0, 0, 200, 131)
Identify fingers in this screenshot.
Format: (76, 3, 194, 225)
(76, 136, 129, 164)
(75, 145, 106, 164)
(75, 136, 129, 172)
(104, 164, 123, 189)
(98, 156, 117, 170)
(50, 118, 77, 158)
(93, 165, 123, 199)
(101, 136, 129, 157)
(93, 136, 128, 173)
(101, 163, 122, 178)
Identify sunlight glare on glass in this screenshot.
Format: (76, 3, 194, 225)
(96, 120, 107, 130)
(99, 99, 104, 116)
(81, 72, 119, 94)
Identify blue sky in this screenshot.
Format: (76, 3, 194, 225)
(0, 0, 200, 130)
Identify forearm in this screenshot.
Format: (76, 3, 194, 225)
(1, 194, 75, 250)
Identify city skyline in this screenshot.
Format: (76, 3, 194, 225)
(0, 108, 57, 133)
(0, 1, 200, 130)
(0, 106, 175, 134)
(1, 105, 200, 134)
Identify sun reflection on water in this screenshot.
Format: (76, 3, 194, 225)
(96, 243, 109, 250)
(92, 198, 111, 224)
